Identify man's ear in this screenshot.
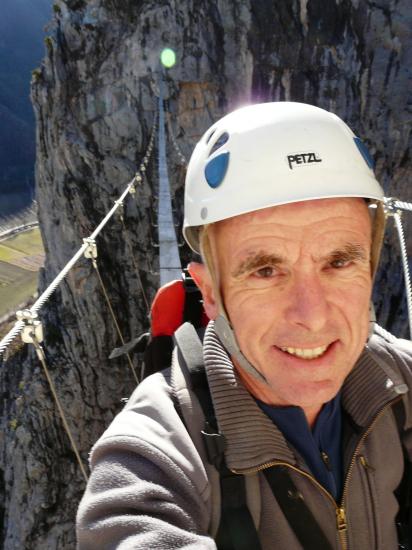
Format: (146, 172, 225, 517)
(188, 262, 219, 320)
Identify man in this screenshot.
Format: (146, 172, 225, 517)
(77, 102, 412, 549)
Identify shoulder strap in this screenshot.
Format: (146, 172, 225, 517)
(263, 467, 333, 550)
(174, 323, 212, 419)
(174, 323, 262, 550)
(215, 464, 262, 550)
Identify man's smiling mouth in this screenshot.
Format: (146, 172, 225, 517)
(279, 345, 329, 360)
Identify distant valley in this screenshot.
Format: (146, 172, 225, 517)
(0, 0, 51, 217)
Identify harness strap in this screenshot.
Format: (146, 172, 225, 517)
(263, 467, 333, 550)
(215, 464, 262, 550)
(174, 323, 261, 550)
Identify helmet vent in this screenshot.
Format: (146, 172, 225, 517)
(209, 132, 229, 156)
(205, 128, 216, 144)
(204, 152, 230, 188)
(354, 137, 375, 170)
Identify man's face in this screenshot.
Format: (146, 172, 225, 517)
(200, 198, 373, 417)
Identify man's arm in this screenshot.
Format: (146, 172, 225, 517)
(76, 372, 217, 549)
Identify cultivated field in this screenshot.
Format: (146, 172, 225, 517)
(0, 228, 44, 319)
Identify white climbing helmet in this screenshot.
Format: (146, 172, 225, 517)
(183, 101, 384, 253)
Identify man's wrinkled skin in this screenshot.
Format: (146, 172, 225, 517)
(190, 198, 372, 426)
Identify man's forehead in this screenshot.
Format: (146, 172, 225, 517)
(212, 197, 372, 262)
(218, 197, 370, 230)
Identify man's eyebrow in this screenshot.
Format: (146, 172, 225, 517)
(232, 253, 284, 278)
(325, 243, 369, 262)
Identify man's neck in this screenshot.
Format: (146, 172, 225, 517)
(233, 359, 322, 427)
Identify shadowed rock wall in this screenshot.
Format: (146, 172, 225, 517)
(0, 0, 410, 548)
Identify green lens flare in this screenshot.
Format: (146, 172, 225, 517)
(160, 48, 176, 68)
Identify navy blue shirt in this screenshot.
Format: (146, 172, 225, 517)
(257, 394, 343, 500)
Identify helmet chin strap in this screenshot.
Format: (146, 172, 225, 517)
(202, 229, 269, 385)
(214, 314, 268, 384)
(368, 302, 377, 340)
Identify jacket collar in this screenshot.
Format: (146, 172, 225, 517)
(203, 322, 406, 473)
(342, 335, 407, 426)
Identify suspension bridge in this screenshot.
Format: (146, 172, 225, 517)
(0, 81, 188, 481)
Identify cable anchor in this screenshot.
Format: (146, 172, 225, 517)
(16, 309, 44, 348)
(383, 197, 401, 217)
(83, 237, 98, 267)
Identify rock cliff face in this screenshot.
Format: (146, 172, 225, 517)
(0, 0, 411, 548)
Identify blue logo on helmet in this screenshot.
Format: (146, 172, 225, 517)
(354, 137, 375, 170)
(205, 152, 230, 188)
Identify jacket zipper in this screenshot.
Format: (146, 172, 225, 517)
(358, 455, 378, 548)
(231, 395, 402, 550)
(336, 395, 402, 548)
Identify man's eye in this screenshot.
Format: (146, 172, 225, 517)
(254, 266, 276, 278)
(330, 258, 351, 269)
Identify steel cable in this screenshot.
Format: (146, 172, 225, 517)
(393, 212, 412, 339)
(32, 337, 89, 482)
(394, 200, 412, 213)
(119, 217, 150, 315)
(0, 111, 158, 357)
(166, 112, 187, 166)
(92, 260, 139, 384)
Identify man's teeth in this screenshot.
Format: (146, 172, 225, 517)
(280, 345, 328, 359)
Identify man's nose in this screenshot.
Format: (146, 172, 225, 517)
(283, 273, 329, 332)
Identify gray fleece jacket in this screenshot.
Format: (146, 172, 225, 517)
(76, 323, 412, 549)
